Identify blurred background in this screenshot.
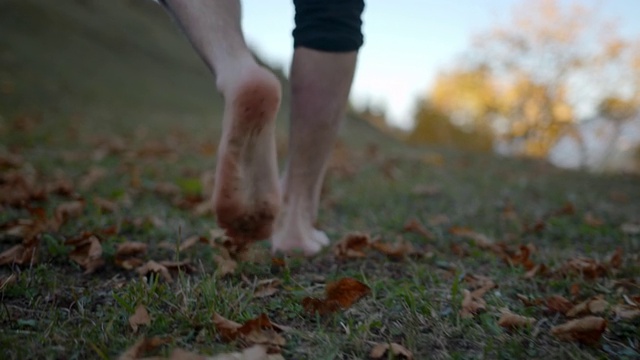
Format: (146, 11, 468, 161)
(1, 0, 639, 173)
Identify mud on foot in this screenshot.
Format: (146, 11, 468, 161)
(213, 67, 282, 242)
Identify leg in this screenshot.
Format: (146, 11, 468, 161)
(161, 0, 282, 242)
(271, 0, 363, 255)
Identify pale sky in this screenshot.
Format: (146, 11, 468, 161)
(241, 0, 640, 130)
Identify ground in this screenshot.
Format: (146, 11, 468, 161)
(1, 1, 639, 359)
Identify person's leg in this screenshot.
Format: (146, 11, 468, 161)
(161, 0, 282, 242)
(271, 0, 364, 255)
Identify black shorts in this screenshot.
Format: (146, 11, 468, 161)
(292, 0, 365, 52)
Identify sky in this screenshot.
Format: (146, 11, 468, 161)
(241, 0, 640, 130)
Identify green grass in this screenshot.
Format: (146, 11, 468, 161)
(1, 0, 640, 359)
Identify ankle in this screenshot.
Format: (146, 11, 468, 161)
(216, 61, 281, 101)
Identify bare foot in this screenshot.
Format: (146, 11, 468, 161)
(213, 66, 282, 242)
(271, 199, 330, 256)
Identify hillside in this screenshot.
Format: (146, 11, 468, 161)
(0, 0, 396, 149)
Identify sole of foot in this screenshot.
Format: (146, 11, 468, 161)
(213, 66, 282, 243)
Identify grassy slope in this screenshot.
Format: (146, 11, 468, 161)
(1, 1, 639, 359)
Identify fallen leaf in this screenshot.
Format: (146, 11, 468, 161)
(117, 336, 172, 360)
(116, 242, 148, 258)
(54, 200, 85, 228)
(214, 254, 237, 278)
(136, 260, 173, 283)
(583, 212, 604, 227)
(516, 294, 543, 307)
(213, 313, 286, 353)
(448, 227, 498, 252)
(167, 348, 206, 360)
(79, 166, 107, 190)
(333, 232, 371, 259)
(371, 237, 417, 260)
(464, 274, 497, 299)
(546, 295, 574, 315)
(558, 257, 607, 279)
(302, 277, 370, 315)
(450, 243, 468, 257)
(129, 304, 151, 332)
(159, 260, 197, 274)
(607, 247, 623, 269)
(66, 234, 103, 274)
(551, 316, 607, 345)
(253, 279, 281, 298)
(566, 296, 608, 317)
(325, 277, 371, 308)
(460, 289, 486, 319)
(612, 304, 640, 320)
(524, 263, 548, 278)
(0, 244, 37, 266)
(209, 345, 284, 360)
(178, 235, 207, 252)
(403, 218, 435, 240)
(369, 342, 414, 359)
(498, 309, 536, 329)
(93, 196, 119, 213)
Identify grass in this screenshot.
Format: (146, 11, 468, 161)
(1, 0, 640, 359)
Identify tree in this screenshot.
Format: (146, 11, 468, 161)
(411, 0, 640, 160)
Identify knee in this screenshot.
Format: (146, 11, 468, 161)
(292, 0, 365, 52)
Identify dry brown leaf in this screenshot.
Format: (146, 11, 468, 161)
(566, 296, 608, 317)
(208, 345, 285, 360)
(302, 277, 370, 315)
(558, 257, 607, 279)
(116, 242, 148, 258)
(371, 238, 416, 260)
(498, 309, 536, 329)
(136, 260, 173, 283)
(178, 235, 207, 252)
(369, 342, 414, 359)
(79, 166, 107, 190)
(612, 304, 640, 320)
(546, 295, 574, 315)
(159, 260, 197, 274)
(93, 196, 119, 213)
(325, 277, 371, 308)
(449, 227, 499, 252)
(583, 212, 604, 227)
(54, 200, 85, 228)
(129, 304, 151, 333)
(516, 294, 543, 307)
(551, 316, 607, 345)
(213, 313, 286, 353)
(524, 263, 548, 278)
(66, 234, 103, 274)
(464, 274, 497, 299)
(254, 279, 281, 298)
(333, 232, 371, 258)
(117, 336, 172, 360)
(403, 218, 435, 240)
(214, 254, 237, 277)
(167, 348, 206, 360)
(0, 244, 37, 266)
(607, 247, 623, 269)
(460, 289, 486, 318)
